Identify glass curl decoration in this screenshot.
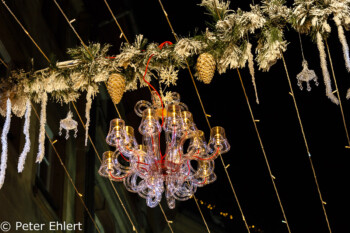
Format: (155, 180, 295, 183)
(99, 91, 230, 209)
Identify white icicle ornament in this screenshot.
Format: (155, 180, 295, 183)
(18, 99, 32, 173)
(36, 92, 48, 163)
(0, 98, 11, 189)
(59, 110, 78, 140)
(85, 86, 94, 146)
(297, 60, 319, 91)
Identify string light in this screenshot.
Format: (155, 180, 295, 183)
(197, 197, 262, 232)
(1, 1, 341, 233)
(156, 0, 252, 232)
(97, 1, 208, 231)
(0, 4, 102, 231)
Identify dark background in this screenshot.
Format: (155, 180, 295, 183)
(1, 1, 349, 233)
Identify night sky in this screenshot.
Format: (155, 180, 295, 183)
(115, 1, 349, 233)
(2, 0, 350, 232)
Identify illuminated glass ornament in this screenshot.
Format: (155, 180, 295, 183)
(297, 60, 319, 91)
(99, 91, 230, 209)
(59, 110, 78, 140)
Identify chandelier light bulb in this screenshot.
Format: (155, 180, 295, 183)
(99, 91, 230, 209)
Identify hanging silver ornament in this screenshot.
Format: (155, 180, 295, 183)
(297, 60, 319, 91)
(59, 110, 78, 139)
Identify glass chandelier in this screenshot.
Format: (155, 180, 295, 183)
(99, 91, 230, 209)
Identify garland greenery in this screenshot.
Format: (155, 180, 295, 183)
(1, 0, 350, 117)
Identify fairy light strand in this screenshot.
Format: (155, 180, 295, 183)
(325, 40, 350, 147)
(156, 1, 251, 232)
(159, 204, 174, 233)
(52, 0, 93, 58)
(0, 6, 102, 232)
(71, 102, 139, 233)
(1, 1, 51, 64)
(281, 53, 332, 233)
(193, 195, 211, 233)
(49, 2, 175, 232)
(236, 68, 292, 233)
(0, 57, 8, 69)
(102, 0, 130, 44)
(1, 5, 138, 232)
(103, 4, 212, 232)
(30, 101, 102, 233)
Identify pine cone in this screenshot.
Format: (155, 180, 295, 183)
(107, 73, 125, 104)
(196, 53, 216, 84)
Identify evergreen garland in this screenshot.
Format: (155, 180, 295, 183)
(1, 0, 350, 116)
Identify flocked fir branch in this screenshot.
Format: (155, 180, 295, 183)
(2, 0, 350, 118)
(255, 26, 288, 71)
(198, 0, 232, 23)
(2, 0, 350, 192)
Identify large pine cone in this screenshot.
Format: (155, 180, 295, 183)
(107, 73, 125, 104)
(196, 53, 216, 84)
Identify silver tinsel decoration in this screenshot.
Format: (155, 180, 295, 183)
(297, 60, 319, 91)
(59, 110, 78, 140)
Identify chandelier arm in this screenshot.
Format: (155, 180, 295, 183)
(117, 144, 133, 161)
(124, 174, 140, 193)
(183, 160, 192, 179)
(178, 131, 197, 159)
(162, 131, 172, 161)
(162, 127, 181, 162)
(109, 171, 130, 180)
(195, 177, 208, 186)
(183, 145, 199, 160)
(194, 147, 220, 161)
(149, 134, 161, 161)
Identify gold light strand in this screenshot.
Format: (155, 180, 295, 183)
(71, 102, 139, 233)
(1, 1, 51, 64)
(0, 7, 102, 232)
(159, 203, 174, 233)
(281, 54, 332, 233)
(157, 0, 179, 41)
(51, 2, 176, 231)
(52, 0, 123, 119)
(0, 57, 8, 69)
(193, 195, 211, 233)
(199, 198, 233, 220)
(102, 0, 130, 44)
(52, 0, 93, 58)
(236, 68, 292, 233)
(325, 40, 350, 147)
(30, 101, 102, 233)
(103, 3, 213, 231)
(156, 1, 251, 232)
(101, 0, 155, 96)
(198, 197, 263, 230)
(1, 5, 138, 231)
